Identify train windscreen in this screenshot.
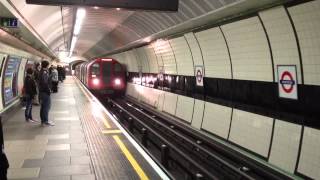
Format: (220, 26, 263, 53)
(91, 63, 100, 77)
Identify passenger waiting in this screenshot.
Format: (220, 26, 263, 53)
(39, 61, 54, 126)
(24, 68, 38, 122)
(51, 66, 59, 93)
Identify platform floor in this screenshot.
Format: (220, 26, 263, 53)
(3, 76, 163, 180)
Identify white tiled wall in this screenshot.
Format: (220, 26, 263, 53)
(221, 17, 273, 82)
(175, 95, 194, 123)
(135, 47, 150, 73)
(126, 83, 140, 99)
(151, 43, 164, 69)
(288, 0, 320, 85)
(298, 127, 320, 179)
(201, 102, 232, 139)
(184, 32, 204, 67)
(123, 50, 139, 72)
(143, 45, 159, 73)
(163, 92, 178, 116)
(259, 6, 302, 83)
(170, 37, 194, 76)
(229, 110, 273, 157)
(269, 120, 301, 173)
(195, 27, 232, 79)
(191, 99, 205, 130)
(154, 40, 177, 74)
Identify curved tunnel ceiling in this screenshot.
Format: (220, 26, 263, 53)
(4, 0, 286, 61)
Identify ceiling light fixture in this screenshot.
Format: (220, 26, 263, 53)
(116, 8, 121, 11)
(93, 6, 99, 9)
(69, 8, 86, 57)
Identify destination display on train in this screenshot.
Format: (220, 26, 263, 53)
(26, 0, 179, 11)
(3, 57, 21, 106)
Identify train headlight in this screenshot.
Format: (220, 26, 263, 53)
(114, 78, 121, 86)
(92, 78, 99, 85)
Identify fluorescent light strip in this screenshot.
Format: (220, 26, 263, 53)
(69, 8, 86, 57)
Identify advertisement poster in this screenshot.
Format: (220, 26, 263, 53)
(3, 57, 21, 106)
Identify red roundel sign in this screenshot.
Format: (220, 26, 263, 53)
(280, 71, 295, 93)
(195, 66, 204, 86)
(277, 65, 298, 100)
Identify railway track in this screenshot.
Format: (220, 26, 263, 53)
(103, 97, 292, 180)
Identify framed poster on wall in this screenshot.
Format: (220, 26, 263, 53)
(2, 56, 21, 106)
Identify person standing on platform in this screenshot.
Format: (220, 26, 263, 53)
(39, 61, 54, 126)
(24, 68, 38, 122)
(0, 118, 9, 180)
(51, 66, 59, 93)
(33, 62, 41, 105)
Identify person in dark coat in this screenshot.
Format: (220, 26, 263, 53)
(39, 61, 54, 126)
(0, 118, 9, 180)
(33, 63, 41, 105)
(24, 68, 37, 122)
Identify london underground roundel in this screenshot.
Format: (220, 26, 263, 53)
(277, 65, 298, 100)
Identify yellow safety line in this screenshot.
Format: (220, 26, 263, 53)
(102, 130, 122, 134)
(102, 119, 111, 129)
(113, 135, 149, 180)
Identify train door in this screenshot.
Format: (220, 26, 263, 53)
(101, 61, 112, 86)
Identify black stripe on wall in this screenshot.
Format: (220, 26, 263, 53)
(128, 72, 320, 130)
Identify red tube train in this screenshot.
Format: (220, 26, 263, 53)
(75, 58, 126, 96)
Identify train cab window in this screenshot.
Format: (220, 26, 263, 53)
(114, 63, 123, 75)
(91, 63, 100, 77)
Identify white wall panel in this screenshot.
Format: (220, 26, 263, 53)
(288, 1, 320, 85)
(157, 92, 165, 111)
(143, 45, 159, 73)
(229, 110, 273, 157)
(137, 85, 161, 108)
(298, 127, 320, 179)
(184, 32, 204, 67)
(202, 102, 232, 139)
(269, 120, 301, 173)
(191, 99, 205, 130)
(259, 6, 302, 83)
(170, 37, 194, 76)
(221, 17, 273, 82)
(135, 47, 150, 73)
(123, 50, 139, 72)
(175, 95, 194, 123)
(163, 92, 178, 115)
(195, 27, 232, 79)
(154, 40, 177, 74)
(126, 83, 139, 99)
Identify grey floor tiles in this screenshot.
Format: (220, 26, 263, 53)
(39, 165, 91, 177)
(23, 157, 71, 168)
(4, 79, 95, 180)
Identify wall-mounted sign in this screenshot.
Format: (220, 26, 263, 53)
(0, 17, 18, 28)
(3, 57, 21, 106)
(277, 65, 298, 100)
(195, 66, 204, 87)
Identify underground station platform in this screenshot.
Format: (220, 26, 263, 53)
(2, 77, 169, 180)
